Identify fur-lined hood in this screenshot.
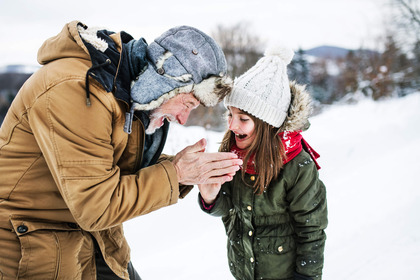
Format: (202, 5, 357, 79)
(279, 81, 313, 132)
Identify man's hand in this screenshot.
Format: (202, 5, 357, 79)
(173, 138, 242, 185)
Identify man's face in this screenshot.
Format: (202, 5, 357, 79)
(146, 92, 200, 134)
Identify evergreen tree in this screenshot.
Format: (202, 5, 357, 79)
(289, 48, 310, 85)
(310, 58, 334, 103)
(411, 40, 420, 89)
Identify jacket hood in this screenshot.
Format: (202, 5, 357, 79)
(37, 21, 91, 65)
(279, 81, 312, 132)
(38, 21, 136, 108)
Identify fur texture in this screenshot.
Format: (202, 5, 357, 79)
(280, 81, 312, 132)
(155, 51, 173, 69)
(132, 75, 233, 111)
(132, 85, 191, 111)
(193, 76, 233, 107)
(77, 25, 108, 52)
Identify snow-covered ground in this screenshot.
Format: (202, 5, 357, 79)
(124, 92, 420, 279)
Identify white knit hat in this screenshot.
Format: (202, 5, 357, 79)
(224, 46, 294, 127)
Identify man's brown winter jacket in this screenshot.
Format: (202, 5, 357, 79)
(0, 21, 183, 279)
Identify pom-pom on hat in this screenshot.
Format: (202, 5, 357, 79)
(224, 46, 294, 128)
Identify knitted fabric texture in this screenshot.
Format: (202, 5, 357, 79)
(225, 46, 294, 127)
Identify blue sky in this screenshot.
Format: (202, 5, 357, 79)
(0, 0, 391, 66)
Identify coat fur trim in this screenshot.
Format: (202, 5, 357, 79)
(77, 25, 108, 52)
(132, 85, 192, 111)
(193, 76, 233, 107)
(132, 75, 233, 111)
(280, 81, 312, 132)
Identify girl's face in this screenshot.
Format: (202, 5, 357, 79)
(227, 106, 256, 150)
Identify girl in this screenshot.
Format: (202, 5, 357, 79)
(198, 47, 327, 280)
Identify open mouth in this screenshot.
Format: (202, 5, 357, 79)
(235, 133, 247, 140)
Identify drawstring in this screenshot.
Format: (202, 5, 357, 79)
(124, 105, 136, 134)
(85, 59, 111, 106)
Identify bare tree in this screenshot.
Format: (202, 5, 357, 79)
(211, 21, 265, 79)
(392, 0, 420, 90)
(395, 0, 420, 27)
(391, 0, 420, 41)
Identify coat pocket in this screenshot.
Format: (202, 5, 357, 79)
(254, 234, 296, 255)
(254, 235, 296, 279)
(107, 224, 124, 248)
(9, 217, 94, 280)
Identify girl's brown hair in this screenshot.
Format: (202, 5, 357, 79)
(219, 110, 287, 194)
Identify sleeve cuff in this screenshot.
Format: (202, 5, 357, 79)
(200, 196, 215, 210)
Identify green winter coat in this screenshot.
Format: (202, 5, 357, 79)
(200, 82, 328, 280)
(200, 150, 327, 280)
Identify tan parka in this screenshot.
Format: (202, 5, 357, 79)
(0, 21, 185, 279)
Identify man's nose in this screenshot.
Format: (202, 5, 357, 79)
(178, 111, 190, 125)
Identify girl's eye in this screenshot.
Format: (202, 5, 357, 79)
(240, 118, 249, 122)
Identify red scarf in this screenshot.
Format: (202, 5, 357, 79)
(230, 131, 320, 175)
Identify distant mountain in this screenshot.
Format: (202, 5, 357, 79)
(0, 72, 31, 96)
(0, 64, 40, 74)
(0, 72, 32, 123)
(305, 45, 380, 59)
(305, 45, 350, 59)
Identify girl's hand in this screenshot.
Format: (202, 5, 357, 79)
(198, 183, 222, 205)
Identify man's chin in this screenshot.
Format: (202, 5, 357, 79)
(146, 115, 175, 134)
(145, 124, 160, 135)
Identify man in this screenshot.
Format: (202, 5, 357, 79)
(0, 21, 241, 279)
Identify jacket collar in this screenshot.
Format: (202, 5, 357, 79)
(79, 24, 136, 106)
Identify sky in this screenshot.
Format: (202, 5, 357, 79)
(0, 0, 392, 67)
(124, 91, 420, 279)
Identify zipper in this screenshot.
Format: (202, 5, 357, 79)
(133, 119, 145, 172)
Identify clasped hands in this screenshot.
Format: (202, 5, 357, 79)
(173, 138, 242, 204)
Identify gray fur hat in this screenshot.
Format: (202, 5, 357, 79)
(130, 25, 233, 111)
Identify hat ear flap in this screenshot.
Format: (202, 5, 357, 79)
(193, 76, 233, 107)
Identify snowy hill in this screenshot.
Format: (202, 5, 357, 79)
(124, 93, 420, 279)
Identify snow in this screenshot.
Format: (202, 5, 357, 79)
(124, 92, 420, 279)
